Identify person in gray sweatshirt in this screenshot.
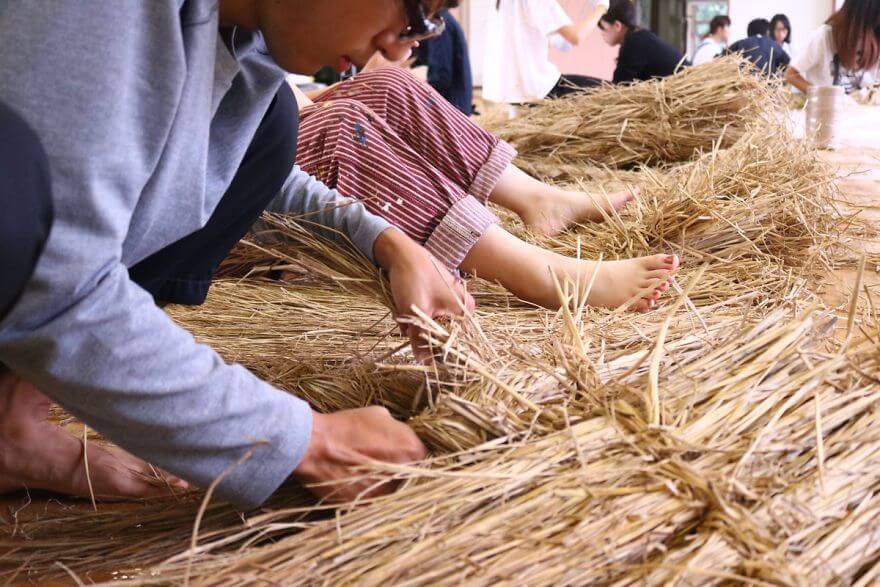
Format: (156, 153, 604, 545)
(0, 0, 464, 509)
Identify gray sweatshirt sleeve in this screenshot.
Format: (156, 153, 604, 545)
(264, 165, 393, 262)
(0, 2, 311, 509)
(0, 268, 312, 510)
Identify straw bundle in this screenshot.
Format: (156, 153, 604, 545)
(5, 215, 880, 583)
(5, 253, 875, 584)
(3, 97, 879, 586)
(480, 55, 785, 169)
(26, 299, 872, 586)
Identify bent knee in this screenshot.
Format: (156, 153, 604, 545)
(303, 98, 382, 129)
(0, 102, 54, 321)
(0, 103, 51, 178)
(357, 66, 422, 95)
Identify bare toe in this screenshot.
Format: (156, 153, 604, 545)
(0, 375, 187, 502)
(71, 443, 189, 500)
(638, 298, 656, 312)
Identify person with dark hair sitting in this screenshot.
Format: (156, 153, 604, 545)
(692, 15, 731, 65)
(769, 13, 794, 59)
(727, 18, 790, 77)
(598, 0, 687, 84)
(413, 9, 473, 115)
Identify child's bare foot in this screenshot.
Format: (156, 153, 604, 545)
(0, 374, 188, 500)
(545, 253, 680, 312)
(460, 225, 677, 313)
(521, 186, 637, 237)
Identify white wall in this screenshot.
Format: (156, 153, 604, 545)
(728, 0, 834, 56)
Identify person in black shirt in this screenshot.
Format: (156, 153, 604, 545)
(727, 18, 790, 77)
(413, 9, 473, 116)
(598, 0, 687, 84)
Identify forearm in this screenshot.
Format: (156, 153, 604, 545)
(263, 165, 393, 263)
(785, 67, 810, 93)
(373, 224, 422, 272)
(0, 265, 312, 509)
(291, 84, 315, 108)
(577, 3, 608, 37)
(555, 24, 580, 46)
(557, 2, 608, 45)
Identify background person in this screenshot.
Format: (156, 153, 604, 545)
(727, 18, 790, 77)
(413, 9, 473, 115)
(692, 15, 731, 66)
(785, 0, 880, 95)
(483, 0, 611, 104)
(769, 14, 794, 60)
(598, 0, 688, 84)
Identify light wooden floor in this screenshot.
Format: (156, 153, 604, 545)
(811, 105, 880, 307)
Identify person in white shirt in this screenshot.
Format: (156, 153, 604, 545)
(483, 0, 610, 104)
(769, 14, 794, 60)
(786, 0, 880, 94)
(692, 15, 730, 66)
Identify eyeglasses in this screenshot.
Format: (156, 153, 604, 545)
(400, 0, 446, 42)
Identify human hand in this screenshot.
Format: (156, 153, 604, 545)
(373, 228, 474, 360)
(293, 407, 427, 501)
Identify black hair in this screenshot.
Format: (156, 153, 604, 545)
(709, 15, 731, 35)
(769, 14, 792, 45)
(747, 18, 770, 38)
(599, 0, 638, 31)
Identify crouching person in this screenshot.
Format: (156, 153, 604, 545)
(0, 0, 467, 507)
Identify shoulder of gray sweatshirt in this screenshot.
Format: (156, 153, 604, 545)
(0, 0, 392, 509)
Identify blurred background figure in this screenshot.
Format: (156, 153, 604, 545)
(598, 0, 687, 84)
(483, 0, 610, 105)
(414, 9, 474, 115)
(769, 13, 793, 59)
(727, 18, 790, 77)
(692, 14, 731, 65)
(786, 0, 880, 95)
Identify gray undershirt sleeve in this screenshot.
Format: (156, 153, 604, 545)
(264, 165, 394, 262)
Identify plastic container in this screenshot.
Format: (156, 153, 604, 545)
(805, 85, 844, 150)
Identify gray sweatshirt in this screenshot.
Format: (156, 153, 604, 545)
(0, 1, 392, 508)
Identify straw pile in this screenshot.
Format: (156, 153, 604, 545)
(129, 305, 880, 586)
(2, 88, 878, 585)
(6, 275, 875, 584)
(480, 55, 785, 171)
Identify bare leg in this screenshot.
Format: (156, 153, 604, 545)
(0, 372, 188, 500)
(461, 225, 678, 311)
(489, 165, 636, 237)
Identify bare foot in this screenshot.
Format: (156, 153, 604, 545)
(520, 186, 637, 237)
(0, 374, 188, 500)
(544, 253, 680, 312)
